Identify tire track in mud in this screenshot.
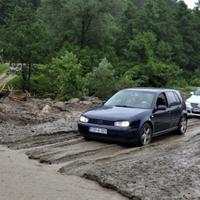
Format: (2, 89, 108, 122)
(4, 131, 81, 150)
(81, 121, 200, 200)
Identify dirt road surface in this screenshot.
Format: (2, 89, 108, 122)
(0, 97, 200, 200)
(0, 145, 126, 200)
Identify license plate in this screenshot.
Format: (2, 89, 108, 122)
(193, 108, 200, 113)
(89, 127, 107, 134)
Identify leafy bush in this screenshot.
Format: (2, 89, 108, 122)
(7, 75, 21, 88)
(116, 74, 135, 90)
(31, 51, 84, 100)
(85, 58, 116, 99)
(190, 69, 200, 86)
(0, 64, 9, 75)
(124, 61, 182, 87)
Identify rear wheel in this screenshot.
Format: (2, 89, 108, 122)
(177, 115, 187, 135)
(138, 123, 152, 146)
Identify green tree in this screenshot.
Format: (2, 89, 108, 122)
(0, 0, 17, 25)
(53, 51, 84, 100)
(175, 1, 200, 70)
(31, 51, 84, 100)
(129, 31, 157, 64)
(39, 0, 127, 49)
(1, 4, 50, 91)
(86, 58, 116, 99)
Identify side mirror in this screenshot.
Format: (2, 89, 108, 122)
(190, 92, 194, 95)
(154, 105, 167, 112)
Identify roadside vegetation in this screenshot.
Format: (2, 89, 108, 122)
(0, 64, 8, 75)
(1, 0, 200, 100)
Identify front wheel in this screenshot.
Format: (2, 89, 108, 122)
(177, 115, 187, 135)
(84, 136, 91, 141)
(138, 123, 152, 146)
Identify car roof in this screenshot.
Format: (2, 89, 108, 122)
(122, 87, 179, 93)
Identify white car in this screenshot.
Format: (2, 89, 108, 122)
(186, 88, 200, 117)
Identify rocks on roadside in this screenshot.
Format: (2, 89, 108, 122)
(81, 96, 102, 105)
(67, 97, 102, 105)
(53, 102, 67, 112)
(40, 104, 52, 114)
(67, 98, 80, 104)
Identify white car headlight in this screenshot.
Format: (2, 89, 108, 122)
(80, 116, 89, 123)
(114, 121, 130, 128)
(186, 101, 191, 108)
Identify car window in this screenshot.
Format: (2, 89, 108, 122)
(166, 91, 180, 106)
(173, 92, 181, 104)
(156, 93, 168, 107)
(194, 88, 200, 96)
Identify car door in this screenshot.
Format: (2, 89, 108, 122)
(166, 91, 182, 127)
(152, 92, 171, 133)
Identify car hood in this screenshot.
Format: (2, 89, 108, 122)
(84, 106, 151, 121)
(187, 95, 200, 104)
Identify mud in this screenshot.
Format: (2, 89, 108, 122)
(0, 97, 200, 200)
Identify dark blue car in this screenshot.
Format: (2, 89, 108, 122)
(78, 88, 187, 146)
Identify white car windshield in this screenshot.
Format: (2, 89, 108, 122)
(194, 89, 200, 96)
(105, 90, 155, 109)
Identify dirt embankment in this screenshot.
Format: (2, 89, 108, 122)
(0, 97, 200, 200)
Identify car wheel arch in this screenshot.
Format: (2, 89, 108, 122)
(140, 120, 154, 133)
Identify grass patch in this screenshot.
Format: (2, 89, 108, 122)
(0, 64, 9, 75)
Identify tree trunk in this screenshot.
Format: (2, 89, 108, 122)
(21, 64, 27, 92)
(27, 63, 32, 92)
(80, 18, 86, 48)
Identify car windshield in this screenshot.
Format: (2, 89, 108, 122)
(105, 90, 155, 109)
(194, 89, 200, 96)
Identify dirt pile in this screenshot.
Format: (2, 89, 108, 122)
(0, 96, 101, 145)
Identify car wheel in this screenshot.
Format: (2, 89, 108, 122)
(84, 136, 91, 141)
(177, 115, 187, 135)
(138, 123, 152, 146)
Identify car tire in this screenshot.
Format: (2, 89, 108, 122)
(138, 123, 152, 146)
(84, 136, 91, 141)
(177, 115, 187, 135)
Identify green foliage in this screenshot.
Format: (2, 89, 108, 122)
(1, 4, 51, 91)
(190, 69, 200, 86)
(129, 31, 157, 63)
(1, 0, 200, 100)
(1, 5, 50, 64)
(116, 75, 135, 90)
(125, 61, 182, 87)
(39, 0, 127, 49)
(0, 63, 8, 75)
(86, 58, 116, 99)
(6, 75, 22, 89)
(31, 51, 84, 100)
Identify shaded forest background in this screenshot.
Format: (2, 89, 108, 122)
(0, 0, 200, 100)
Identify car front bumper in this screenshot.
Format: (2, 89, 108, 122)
(78, 122, 140, 144)
(187, 108, 200, 117)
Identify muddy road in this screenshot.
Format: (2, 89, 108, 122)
(0, 97, 200, 200)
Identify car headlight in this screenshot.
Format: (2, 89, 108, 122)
(80, 116, 89, 123)
(186, 101, 191, 108)
(114, 121, 130, 128)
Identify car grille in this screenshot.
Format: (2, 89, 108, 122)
(191, 103, 200, 108)
(89, 118, 114, 126)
